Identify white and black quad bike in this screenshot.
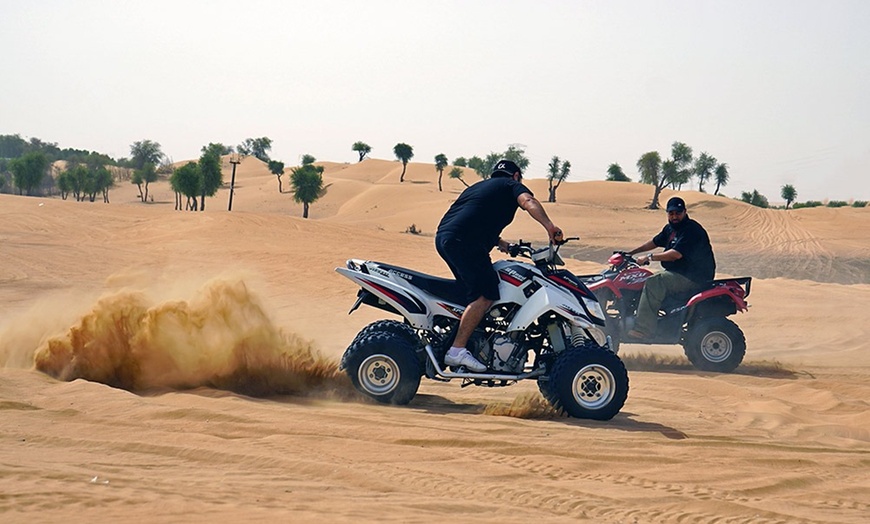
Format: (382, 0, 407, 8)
(336, 239, 629, 420)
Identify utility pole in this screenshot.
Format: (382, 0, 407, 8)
(228, 154, 241, 211)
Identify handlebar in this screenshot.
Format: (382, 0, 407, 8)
(506, 237, 580, 260)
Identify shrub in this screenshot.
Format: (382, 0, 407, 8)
(852, 201, 868, 208)
(827, 200, 848, 208)
(793, 201, 823, 209)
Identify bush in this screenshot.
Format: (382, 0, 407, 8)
(827, 200, 848, 208)
(793, 201, 823, 209)
(852, 201, 868, 208)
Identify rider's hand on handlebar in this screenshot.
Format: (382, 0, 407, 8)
(550, 227, 564, 245)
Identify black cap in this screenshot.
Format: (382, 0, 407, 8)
(491, 159, 521, 178)
(666, 197, 686, 212)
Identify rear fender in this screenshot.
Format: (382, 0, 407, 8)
(336, 267, 431, 328)
(686, 283, 749, 312)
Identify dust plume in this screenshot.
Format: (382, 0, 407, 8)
(484, 392, 562, 419)
(30, 277, 354, 398)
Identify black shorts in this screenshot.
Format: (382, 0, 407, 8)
(435, 234, 500, 303)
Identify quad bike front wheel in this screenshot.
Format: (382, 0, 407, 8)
(541, 345, 629, 420)
(341, 331, 422, 405)
(683, 317, 746, 373)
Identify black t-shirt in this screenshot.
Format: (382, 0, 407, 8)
(436, 176, 531, 249)
(652, 217, 716, 283)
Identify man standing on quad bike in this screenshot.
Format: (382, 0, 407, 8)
(625, 196, 716, 339)
(436, 159, 563, 371)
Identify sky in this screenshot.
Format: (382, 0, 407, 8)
(3, 0, 869, 202)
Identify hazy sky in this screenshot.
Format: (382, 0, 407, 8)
(3, 0, 869, 201)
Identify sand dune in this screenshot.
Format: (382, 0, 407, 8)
(1, 158, 868, 522)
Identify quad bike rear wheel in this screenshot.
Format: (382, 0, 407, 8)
(541, 345, 629, 420)
(348, 319, 419, 348)
(342, 332, 421, 405)
(683, 317, 746, 373)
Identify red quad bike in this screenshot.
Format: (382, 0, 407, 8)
(578, 252, 752, 373)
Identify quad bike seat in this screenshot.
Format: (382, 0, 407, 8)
(376, 262, 468, 306)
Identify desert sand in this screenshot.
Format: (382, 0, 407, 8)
(1, 157, 868, 523)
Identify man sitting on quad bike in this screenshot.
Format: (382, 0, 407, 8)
(624, 196, 716, 339)
(436, 159, 563, 372)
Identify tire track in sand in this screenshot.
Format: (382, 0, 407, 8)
(731, 205, 835, 280)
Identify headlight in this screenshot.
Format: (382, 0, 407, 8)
(584, 297, 605, 322)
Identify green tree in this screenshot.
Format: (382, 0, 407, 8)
(713, 163, 729, 195)
(9, 151, 49, 195)
(606, 162, 631, 181)
(467, 156, 487, 179)
(290, 164, 325, 218)
(693, 152, 717, 193)
(666, 142, 694, 190)
(57, 170, 73, 200)
(781, 184, 797, 209)
(170, 162, 201, 210)
(238, 137, 272, 162)
(301, 154, 316, 165)
(448, 166, 469, 187)
(130, 139, 164, 170)
(434, 153, 449, 191)
(546, 156, 570, 203)
(0, 134, 29, 158)
(60, 164, 87, 201)
(502, 145, 530, 172)
(484, 152, 502, 177)
(202, 143, 234, 155)
(453, 157, 467, 167)
(393, 143, 414, 182)
(741, 189, 769, 208)
(95, 166, 114, 203)
(131, 162, 158, 202)
(268, 160, 286, 193)
(636, 151, 664, 209)
(198, 149, 223, 211)
(352, 141, 371, 162)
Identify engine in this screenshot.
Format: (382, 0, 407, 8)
(467, 330, 527, 373)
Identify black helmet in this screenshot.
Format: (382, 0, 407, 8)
(491, 159, 521, 178)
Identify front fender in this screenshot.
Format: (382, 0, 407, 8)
(507, 285, 596, 332)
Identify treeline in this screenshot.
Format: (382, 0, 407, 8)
(739, 183, 868, 210)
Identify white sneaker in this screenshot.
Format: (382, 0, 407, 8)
(445, 348, 487, 372)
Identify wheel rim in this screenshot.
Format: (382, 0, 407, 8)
(358, 354, 401, 395)
(700, 330, 732, 363)
(572, 364, 616, 410)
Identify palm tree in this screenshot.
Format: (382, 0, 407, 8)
(605, 162, 630, 182)
(693, 152, 717, 193)
(713, 163, 729, 195)
(435, 153, 448, 191)
(290, 164, 325, 218)
(781, 184, 797, 209)
(394, 143, 414, 182)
